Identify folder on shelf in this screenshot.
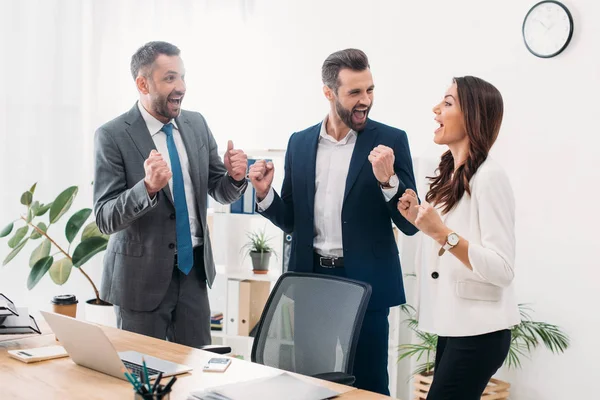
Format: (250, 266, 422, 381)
(226, 280, 270, 336)
(230, 159, 270, 215)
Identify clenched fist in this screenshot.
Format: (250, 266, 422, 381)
(144, 149, 172, 196)
(398, 189, 419, 225)
(248, 159, 274, 201)
(224, 140, 248, 182)
(368, 145, 395, 184)
(414, 201, 446, 240)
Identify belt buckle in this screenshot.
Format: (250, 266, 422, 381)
(319, 256, 337, 269)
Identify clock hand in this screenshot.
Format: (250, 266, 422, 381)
(535, 18, 548, 29)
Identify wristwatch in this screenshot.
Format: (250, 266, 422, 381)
(380, 174, 399, 189)
(438, 232, 460, 256)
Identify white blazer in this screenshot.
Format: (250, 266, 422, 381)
(415, 158, 521, 337)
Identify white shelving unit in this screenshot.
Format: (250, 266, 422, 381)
(206, 148, 287, 360)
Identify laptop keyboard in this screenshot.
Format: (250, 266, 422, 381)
(122, 360, 162, 379)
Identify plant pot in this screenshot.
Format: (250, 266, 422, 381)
(84, 298, 116, 327)
(414, 371, 510, 399)
(250, 251, 271, 274)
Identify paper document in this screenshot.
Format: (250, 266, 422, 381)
(188, 372, 340, 400)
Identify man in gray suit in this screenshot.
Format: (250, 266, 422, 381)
(93, 41, 248, 347)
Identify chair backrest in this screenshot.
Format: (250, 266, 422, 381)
(251, 272, 371, 376)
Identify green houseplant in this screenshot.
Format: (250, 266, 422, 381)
(0, 184, 109, 307)
(397, 303, 570, 399)
(243, 229, 276, 274)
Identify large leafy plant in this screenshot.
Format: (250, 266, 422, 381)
(397, 303, 570, 376)
(0, 184, 108, 304)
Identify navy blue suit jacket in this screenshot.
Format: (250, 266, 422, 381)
(259, 119, 418, 310)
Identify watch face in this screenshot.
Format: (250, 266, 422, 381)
(447, 233, 460, 246)
(522, 1, 573, 58)
(389, 175, 399, 187)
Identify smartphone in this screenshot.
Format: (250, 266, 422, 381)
(203, 357, 232, 372)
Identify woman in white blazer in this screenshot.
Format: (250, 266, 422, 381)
(398, 76, 520, 400)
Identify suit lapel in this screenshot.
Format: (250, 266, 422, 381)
(124, 104, 174, 205)
(305, 125, 321, 216)
(343, 120, 378, 204)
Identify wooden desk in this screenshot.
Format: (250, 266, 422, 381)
(0, 324, 397, 400)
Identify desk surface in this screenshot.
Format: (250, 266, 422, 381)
(0, 324, 396, 400)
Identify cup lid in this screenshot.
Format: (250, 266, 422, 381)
(51, 294, 78, 305)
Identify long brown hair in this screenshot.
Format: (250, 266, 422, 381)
(426, 76, 504, 214)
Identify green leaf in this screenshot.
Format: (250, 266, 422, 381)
(0, 222, 14, 238)
(27, 256, 54, 290)
(30, 201, 40, 215)
(20, 191, 33, 206)
(8, 226, 29, 248)
(49, 186, 78, 224)
(81, 221, 108, 241)
(3, 238, 29, 266)
(65, 208, 92, 243)
(26, 208, 34, 223)
(30, 239, 51, 267)
(29, 182, 37, 195)
(30, 222, 48, 240)
(36, 203, 52, 217)
(72, 236, 108, 268)
(49, 258, 73, 285)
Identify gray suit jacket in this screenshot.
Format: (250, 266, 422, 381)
(93, 104, 245, 311)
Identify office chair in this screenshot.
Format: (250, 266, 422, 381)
(251, 272, 372, 386)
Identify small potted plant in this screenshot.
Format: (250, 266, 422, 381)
(243, 229, 276, 274)
(0, 184, 112, 325)
(397, 303, 570, 399)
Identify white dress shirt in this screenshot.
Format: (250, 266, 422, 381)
(416, 158, 521, 337)
(257, 116, 398, 257)
(137, 102, 203, 248)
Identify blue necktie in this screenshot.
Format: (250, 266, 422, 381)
(162, 123, 193, 275)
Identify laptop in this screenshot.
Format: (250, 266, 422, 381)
(40, 311, 192, 381)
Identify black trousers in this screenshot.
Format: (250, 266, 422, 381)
(427, 329, 511, 400)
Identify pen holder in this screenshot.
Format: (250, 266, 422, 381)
(134, 386, 171, 400)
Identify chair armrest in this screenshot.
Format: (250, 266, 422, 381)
(311, 372, 356, 386)
(198, 345, 231, 354)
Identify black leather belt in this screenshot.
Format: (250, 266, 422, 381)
(314, 252, 344, 268)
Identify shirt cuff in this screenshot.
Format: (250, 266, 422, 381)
(228, 174, 247, 190)
(256, 187, 275, 211)
(147, 190, 158, 207)
(381, 183, 399, 202)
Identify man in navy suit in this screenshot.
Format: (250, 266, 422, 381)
(248, 49, 418, 395)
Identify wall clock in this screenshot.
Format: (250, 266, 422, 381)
(522, 1, 574, 58)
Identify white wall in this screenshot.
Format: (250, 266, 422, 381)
(1, 1, 598, 398)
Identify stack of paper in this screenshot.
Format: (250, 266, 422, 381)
(188, 373, 340, 400)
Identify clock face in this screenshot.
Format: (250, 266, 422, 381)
(523, 1, 574, 58)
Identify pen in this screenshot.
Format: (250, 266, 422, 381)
(122, 368, 143, 394)
(142, 357, 151, 392)
(161, 376, 177, 394)
(151, 371, 163, 394)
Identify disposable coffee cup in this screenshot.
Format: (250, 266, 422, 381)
(51, 294, 78, 318)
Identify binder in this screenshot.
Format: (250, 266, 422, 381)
(230, 159, 270, 214)
(237, 280, 270, 336)
(226, 280, 271, 336)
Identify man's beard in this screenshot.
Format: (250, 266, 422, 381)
(335, 99, 371, 131)
(151, 93, 180, 120)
